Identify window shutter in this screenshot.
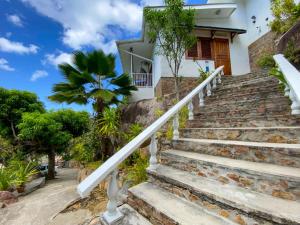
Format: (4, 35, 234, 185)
(187, 42, 198, 58)
(200, 39, 212, 59)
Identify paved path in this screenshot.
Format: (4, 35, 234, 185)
(0, 168, 81, 225)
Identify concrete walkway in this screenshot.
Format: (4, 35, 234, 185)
(0, 168, 81, 225)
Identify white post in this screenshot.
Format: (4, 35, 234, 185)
(217, 71, 222, 84)
(290, 89, 300, 115)
(207, 83, 212, 97)
(199, 90, 205, 107)
(130, 48, 133, 76)
(213, 77, 217, 89)
(173, 113, 179, 140)
(188, 101, 194, 120)
(148, 134, 158, 170)
(284, 84, 290, 97)
(102, 170, 123, 224)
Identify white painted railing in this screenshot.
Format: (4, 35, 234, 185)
(131, 73, 153, 87)
(77, 66, 224, 224)
(273, 54, 300, 115)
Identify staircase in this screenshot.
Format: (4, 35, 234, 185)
(125, 73, 300, 225)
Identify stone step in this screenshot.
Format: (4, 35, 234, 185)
(161, 149, 300, 202)
(180, 127, 300, 144)
(187, 115, 300, 128)
(219, 76, 277, 90)
(197, 96, 290, 113)
(128, 182, 233, 225)
(221, 73, 270, 84)
(147, 165, 300, 225)
(172, 138, 300, 168)
(203, 88, 284, 103)
(105, 204, 152, 225)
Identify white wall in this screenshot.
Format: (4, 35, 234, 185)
(129, 88, 154, 102)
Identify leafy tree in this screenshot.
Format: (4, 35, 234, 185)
(270, 0, 300, 34)
(144, 0, 195, 100)
(49, 50, 137, 116)
(17, 110, 89, 179)
(0, 88, 44, 140)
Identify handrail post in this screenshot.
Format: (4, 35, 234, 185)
(213, 77, 217, 89)
(290, 89, 300, 115)
(199, 90, 205, 107)
(217, 71, 222, 84)
(148, 134, 158, 170)
(102, 170, 123, 224)
(284, 84, 290, 97)
(188, 101, 194, 120)
(173, 113, 179, 140)
(207, 83, 212, 97)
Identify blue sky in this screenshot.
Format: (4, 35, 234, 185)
(0, 0, 206, 112)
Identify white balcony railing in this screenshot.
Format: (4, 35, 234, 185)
(131, 73, 152, 88)
(273, 54, 300, 115)
(77, 66, 224, 224)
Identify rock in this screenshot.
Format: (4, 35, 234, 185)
(0, 191, 18, 206)
(197, 171, 207, 177)
(254, 150, 266, 160)
(218, 149, 232, 157)
(218, 176, 230, 184)
(219, 210, 230, 218)
(239, 177, 253, 187)
(272, 190, 295, 201)
(227, 173, 240, 182)
(235, 215, 247, 225)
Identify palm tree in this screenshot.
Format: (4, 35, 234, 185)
(49, 50, 137, 116)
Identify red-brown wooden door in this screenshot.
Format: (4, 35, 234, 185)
(213, 39, 232, 75)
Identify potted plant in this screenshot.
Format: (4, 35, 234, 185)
(10, 161, 38, 193)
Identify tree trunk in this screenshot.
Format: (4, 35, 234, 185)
(174, 76, 180, 101)
(10, 120, 18, 140)
(95, 98, 105, 118)
(47, 149, 56, 180)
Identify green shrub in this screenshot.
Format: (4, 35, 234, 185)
(9, 160, 38, 187)
(284, 41, 300, 68)
(0, 167, 14, 191)
(256, 54, 276, 69)
(269, 67, 287, 92)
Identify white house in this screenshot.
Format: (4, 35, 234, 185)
(117, 0, 274, 102)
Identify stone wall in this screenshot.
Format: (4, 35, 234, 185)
(155, 77, 199, 97)
(248, 31, 278, 73)
(277, 21, 300, 53)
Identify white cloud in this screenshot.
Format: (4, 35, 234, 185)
(0, 58, 15, 71)
(7, 14, 23, 27)
(21, 0, 146, 53)
(31, 70, 48, 81)
(43, 51, 73, 67)
(141, 0, 164, 6)
(0, 37, 38, 54)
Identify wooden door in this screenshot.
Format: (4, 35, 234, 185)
(213, 39, 232, 75)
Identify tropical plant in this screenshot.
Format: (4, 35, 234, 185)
(269, 67, 287, 91)
(270, 0, 300, 34)
(144, 0, 196, 100)
(0, 88, 45, 141)
(284, 41, 300, 68)
(9, 160, 38, 187)
(17, 110, 89, 179)
(0, 167, 14, 191)
(256, 54, 276, 69)
(0, 136, 15, 166)
(49, 50, 137, 116)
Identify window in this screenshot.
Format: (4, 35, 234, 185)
(186, 38, 213, 60)
(187, 42, 198, 58)
(200, 39, 212, 59)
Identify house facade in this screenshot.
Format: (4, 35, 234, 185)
(117, 0, 274, 102)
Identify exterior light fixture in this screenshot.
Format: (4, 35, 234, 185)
(215, 9, 221, 15)
(251, 16, 256, 24)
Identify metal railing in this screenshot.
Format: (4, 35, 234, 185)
(273, 54, 300, 115)
(131, 73, 153, 87)
(77, 66, 224, 224)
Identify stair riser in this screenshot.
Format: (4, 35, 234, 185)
(180, 128, 300, 144)
(172, 140, 300, 168)
(147, 173, 278, 225)
(127, 191, 178, 225)
(161, 152, 300, 202)
(197, 98, 290, 114)
(187, 116, 300, 128)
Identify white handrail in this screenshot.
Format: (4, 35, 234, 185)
(273, 54, 300, 115)
(77, 66, 224, 224)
